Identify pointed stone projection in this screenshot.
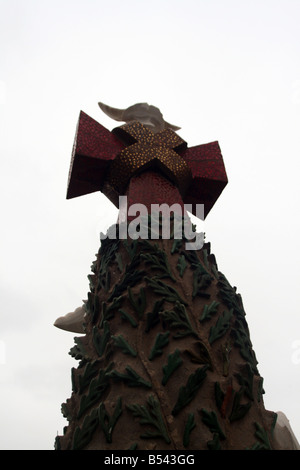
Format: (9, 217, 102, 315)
(55, 103, 298, 450)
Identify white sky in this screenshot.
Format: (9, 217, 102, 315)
(0, 0, 299, 450)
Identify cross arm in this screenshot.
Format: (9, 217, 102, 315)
(180, 141, 228, 218)
(66, 111, 125, 199)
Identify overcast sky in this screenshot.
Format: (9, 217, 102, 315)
(1, 0, 300, 450)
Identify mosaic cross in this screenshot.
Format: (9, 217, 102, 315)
(67, 110, 228, 219)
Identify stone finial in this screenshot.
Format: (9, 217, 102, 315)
(98, 102, 181, 133)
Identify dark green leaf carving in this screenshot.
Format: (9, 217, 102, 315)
(145, 277, 187, 305)
(100, 296, 123, 328)
(161, 301, 198, 339)
(78, 360, 101, 394)
(128, 286, 146, 318)
(162, 349, 183, 385)
(257, 377, 265, 402)
(71, 367, 77, 393)
(192, 265, 212, 299)
(98, 397, 123, 443)
(172, 365, 208, 416)
(92, 321, 110, 357)
(201, 409, 226, 440)
(207, 433, 222, 450)
(97, 270, 111, 292)
(69, 337, 89, 363)
(72, 406, 99, 450)
(231, 318, 258, 374)
(221, 342, 231, 377)
(109, 267, 145, 301)
(229, 389, 252, 422)
(176, 254, 188, 278)
(183, 413, 196, 447)
(171, 239, 183, 254)
(96, 238, 120, 293)
(85, 292, 100, 324)
(107, 366, 152, 388)
(235, 363, 254, 400)
(184, 341, 213, 369)
(127, 395, 171, 444)
(217, 272, 246, 320)
(119, 309, 138, 328)
(252, 422, 272, 450)
(111, 334, 137, 357)
(87, 274, 96, 293)
(209, 309, 233, 345)
(141, 245, 175, 281)
(77, 364, 113, 419)
(145, 299, 164, 332)
(149, 331, 170, 360)
(199, 301, 220, 323)
(115, 252, 123, 272)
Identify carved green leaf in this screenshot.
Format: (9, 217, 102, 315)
(107, 366, 152, 389)
(161, 301, 198, 339)
(69, 337, 89, 363)
(229, 389, 252, 422)
(184, 341, 212, 369)
(78, 360, 101, 394)
(231, 318, 258, 374)
(162, 349, 183, 385)
(145, 299, 164, 332)
(128, 286, 146, 318)
(109, 259, 145, 301)
(171, 239, 183, 254)
(235, 363, 254, 400)
(77, 363, 113, 419)
(176, 254, 188, 278)
(87, 274, 96, 293)
(221, 342, 231, 377)
(98, 397, 123, 443)
(127, 395, 171, 444)
(252, 422, 272, 450)
(183, 413, 196, 447)
(100, 296, 123, 328)
(72, 406, 99, 450)
(92, 321, 110, 357)
(85, 292, 100, 324)
(257, 377, 265, 402)
(192, 265, 212, 299)
(172, 365, 208, 416)
(145, 276, 187, 305)
(217, 272, 246, 319)
(199, 301, 220, 323)
(112, 334, 137, 357)
(208, 309, 233, 344)
(141, 246, 175, 281)
(119, 309, 138, 328)
(201, 409, 226, 440)
(149, 331, 170, 360)
(115, 252, 123, 272)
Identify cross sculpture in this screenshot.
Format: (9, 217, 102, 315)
(55, 103, 298, 450)
(67, 104, 228, 223)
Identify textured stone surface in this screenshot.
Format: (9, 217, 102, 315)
(55, 228, 286, 450)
